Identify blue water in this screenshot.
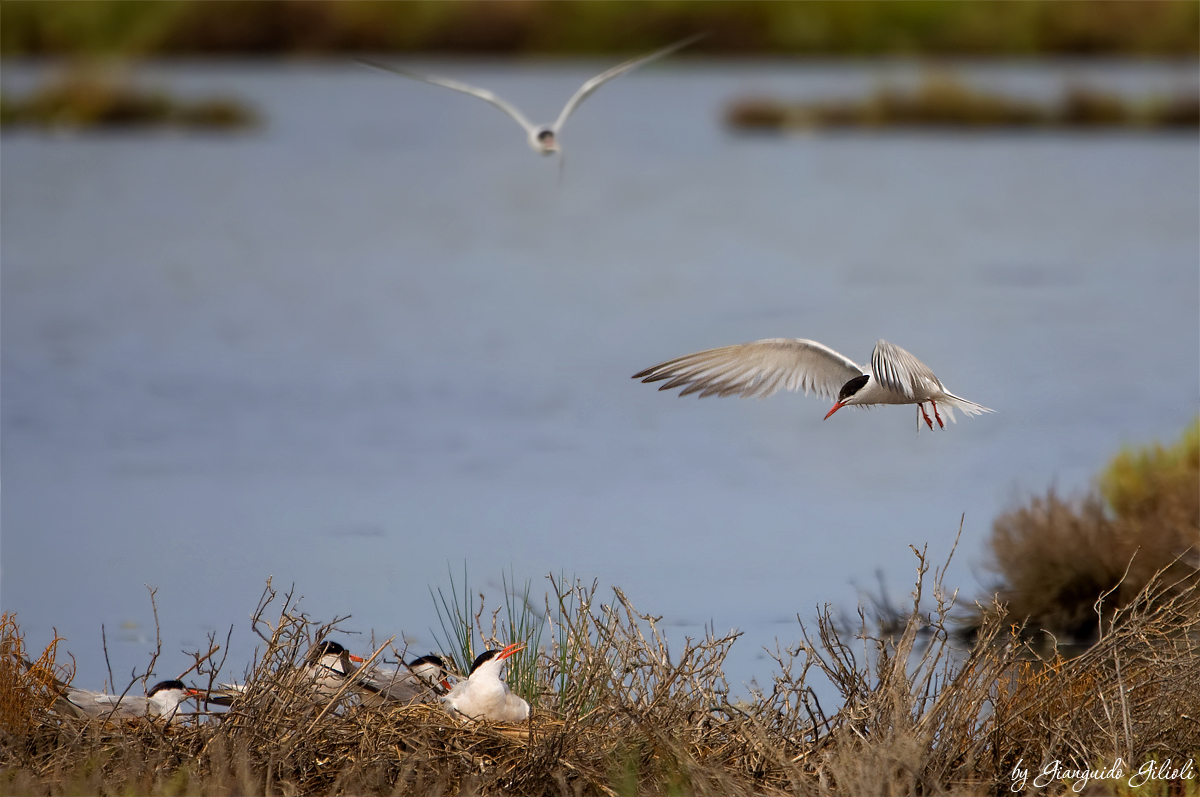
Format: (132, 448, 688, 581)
(2, 59, 1197, 696)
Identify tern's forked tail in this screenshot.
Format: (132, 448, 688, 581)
(939, 391, 994, 422)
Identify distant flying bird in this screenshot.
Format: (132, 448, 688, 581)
(634, 338, 992, 430)
(441, 643, 529, 722)
(360, 35, 702, 158)
(358, 654, 454, 708)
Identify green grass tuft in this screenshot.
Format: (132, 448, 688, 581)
(429, 562, 478, 678)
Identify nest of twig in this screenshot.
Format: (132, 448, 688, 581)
(2, 545, 1197, 796)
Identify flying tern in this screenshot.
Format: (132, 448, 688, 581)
(634, 338, 992, 430)
(360, 35, 702, 159)
(441, 643, 529, 723)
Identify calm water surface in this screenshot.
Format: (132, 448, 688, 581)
(2, 60, 1197, 693)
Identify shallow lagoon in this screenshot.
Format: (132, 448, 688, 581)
(2, 60, 1197, 693)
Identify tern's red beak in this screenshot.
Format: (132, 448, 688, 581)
(349, 654, 365, 663)
(497, 642, 526, 661)
(824, 401, 846, 420)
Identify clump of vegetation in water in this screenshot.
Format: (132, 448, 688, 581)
(1, 69, 256, 131)
(726, 76, 1200, 131)
(960, 418, 1198, 651)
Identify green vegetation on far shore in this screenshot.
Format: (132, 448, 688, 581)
(2, 0, 1198, 58)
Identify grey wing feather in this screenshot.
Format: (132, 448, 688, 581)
(869, 340, 944, 398)
(65, 690, 147, 719)
(633, 338, 864, 401)
(359, 668, 422, 704)
(360, 59, 537, 134)
(202, 684, 244, 707)
(552, 34, 703, 132)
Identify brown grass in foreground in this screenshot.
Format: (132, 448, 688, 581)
(0, 615, 73, 738)
(2, 550, 1197, 796)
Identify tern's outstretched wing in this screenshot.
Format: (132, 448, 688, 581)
(360, 59, 537, 134)
(633, 338, 864, 400)
(551, 34, 703, 133)
(869, 340, 944, 399)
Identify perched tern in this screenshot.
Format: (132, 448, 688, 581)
(294, 639, 369, 704)
(52, 679, 201, 722)
(15, 656, 201, 721)
(204, 639, 366, 707)
(305, 639, 364, 693)
(634, 338, 992, 430)
(359, 654, 454, 708)
(360, 35, 701, 158)
(441, 643, 529, 723)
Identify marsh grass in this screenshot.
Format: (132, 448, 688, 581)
(962, 418, 1199, 650)
(545, 576, 619, 718)
(431, 563, 480, 678)
(498, 568, 543, 707)
(0, 614, 72, 737)
(429, 565, 546, 705)
(3, 553, 1197, 795)
(4, 425, 1198, 795)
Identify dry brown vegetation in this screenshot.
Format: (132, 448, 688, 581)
(963, 419, 1199, 652)
(3, 424, 1197, 794)
(2, 549, 1197, 796)
(0, 616, 73, 739)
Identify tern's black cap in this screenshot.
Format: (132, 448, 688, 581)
(837, 374, 870, 402)
(148, 679, 187, 696)
(469, 649, 503, 674)
(308, 640, 349, 661)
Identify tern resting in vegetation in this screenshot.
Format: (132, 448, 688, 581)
(441, 643, 529, 723)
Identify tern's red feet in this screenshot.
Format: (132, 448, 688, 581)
(918, 401, 946, 430)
